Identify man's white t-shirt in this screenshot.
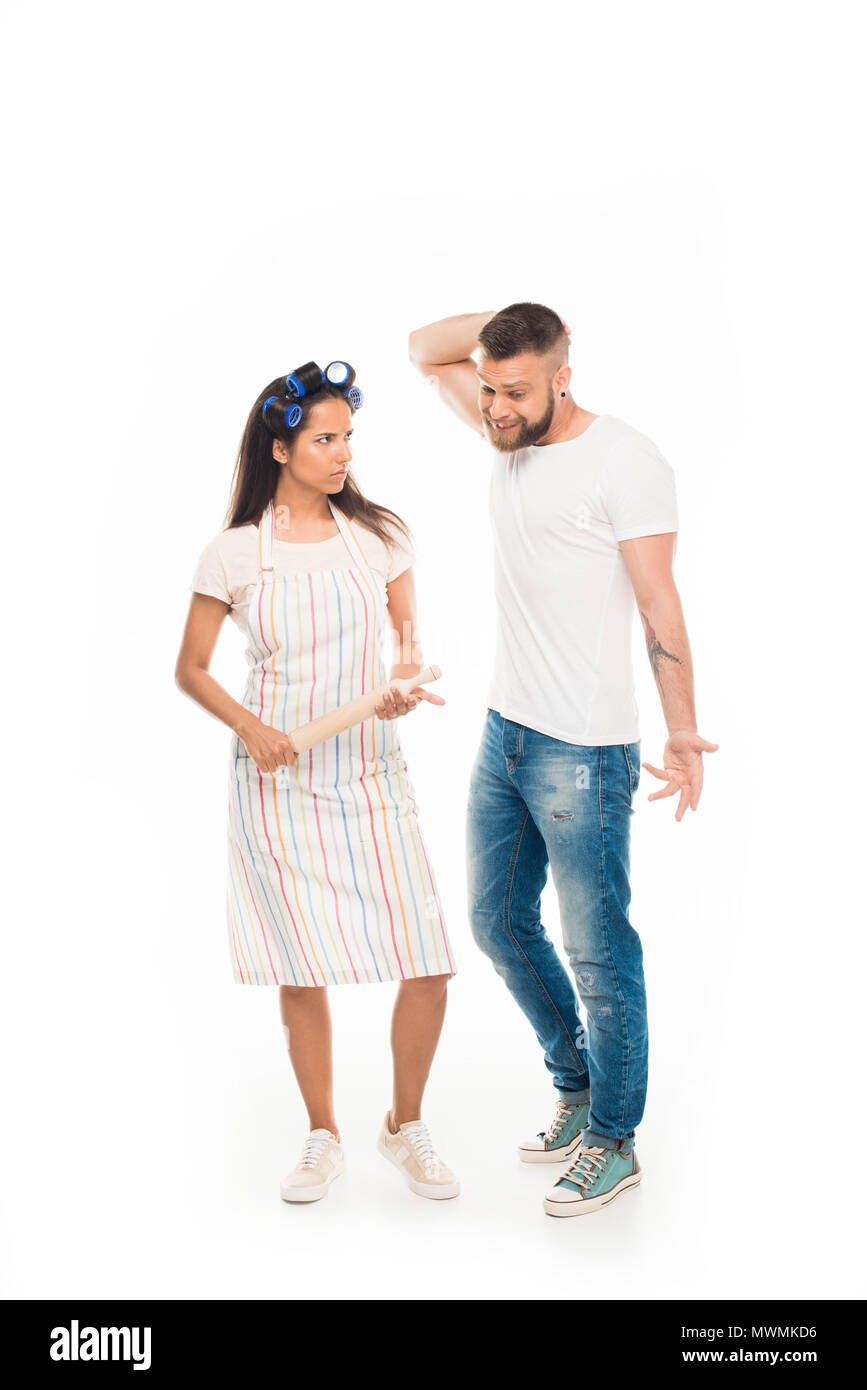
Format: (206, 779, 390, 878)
(486, 412, 678, 746)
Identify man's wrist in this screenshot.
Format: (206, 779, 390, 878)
(470, 310, 496, 354)
(410, 310, 496, 365)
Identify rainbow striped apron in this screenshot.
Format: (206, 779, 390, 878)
(225, 498, 455, 986)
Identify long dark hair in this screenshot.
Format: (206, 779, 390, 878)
(223, 366, 411, 548)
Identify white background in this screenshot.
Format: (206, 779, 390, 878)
(2, 0, 864, 1301)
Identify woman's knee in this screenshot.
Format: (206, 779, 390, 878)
(279, 983, 327, 1005)
(399, 971, 450, 997)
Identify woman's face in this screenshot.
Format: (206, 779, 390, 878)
(274, 397, 354, 493)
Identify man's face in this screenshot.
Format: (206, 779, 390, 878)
(477, 352, 557, 452)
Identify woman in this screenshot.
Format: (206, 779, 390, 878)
(175, 359, 458, 1205)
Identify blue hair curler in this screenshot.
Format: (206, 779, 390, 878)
(325, 360, 353, 386)
(262, 395, 302, 429)
(286, 362, 325, 399)
(345, 385, 364, 410)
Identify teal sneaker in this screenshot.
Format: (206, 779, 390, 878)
(543, 1143, 642, 1216)
(518, 1099, 590, 1164)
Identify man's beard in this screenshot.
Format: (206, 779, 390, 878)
(483, 388, 556, 452)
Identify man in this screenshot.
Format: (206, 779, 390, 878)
(408, 303, 717, 1217)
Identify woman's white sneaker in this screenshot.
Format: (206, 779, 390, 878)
(377, 1115, 460, 1199)
(280, 1128, 344, 1203)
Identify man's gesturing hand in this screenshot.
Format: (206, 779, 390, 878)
(641, 730, 719, 822)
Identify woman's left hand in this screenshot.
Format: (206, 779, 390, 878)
(373, 685, 447, 720)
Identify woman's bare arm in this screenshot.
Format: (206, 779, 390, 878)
(174, 593, 297, 770)
(174, 593, 252, 732)
(373, 566, 445, 719)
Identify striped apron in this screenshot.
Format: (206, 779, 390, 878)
(225, 498, 455, 986)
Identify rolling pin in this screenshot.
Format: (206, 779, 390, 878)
(288, 665, 442, 755)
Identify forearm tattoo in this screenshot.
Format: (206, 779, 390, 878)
(640, 610, 683, 688)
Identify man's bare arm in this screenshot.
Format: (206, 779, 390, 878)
(408, 310, 495, 435)
(622, 535, 696, 734)
(620, 532, 718, 818)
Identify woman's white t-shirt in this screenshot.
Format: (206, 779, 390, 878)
(190, 515, 415, 636)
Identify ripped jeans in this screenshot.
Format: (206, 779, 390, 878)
(466, 709, 646, 1154)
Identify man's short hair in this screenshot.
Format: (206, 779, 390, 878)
(478, 302, 568, 363)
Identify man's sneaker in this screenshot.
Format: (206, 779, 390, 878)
(280, 1128, 344, 1203)
(377, 1114, 460, 1199)
(543, 1142, 642, 1216)
(518, 1099, 590, 1163)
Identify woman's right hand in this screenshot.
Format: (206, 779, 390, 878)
(236, 714, 298, 776)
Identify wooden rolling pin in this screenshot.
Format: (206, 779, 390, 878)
(288, 665, 442, 754)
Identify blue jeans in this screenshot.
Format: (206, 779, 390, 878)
(466, 709, 646, 1155)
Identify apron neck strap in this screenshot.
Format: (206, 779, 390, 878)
(258, 500, 275, 576)
(256, 498, 370, 576)
(328, 500, 371, 571)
